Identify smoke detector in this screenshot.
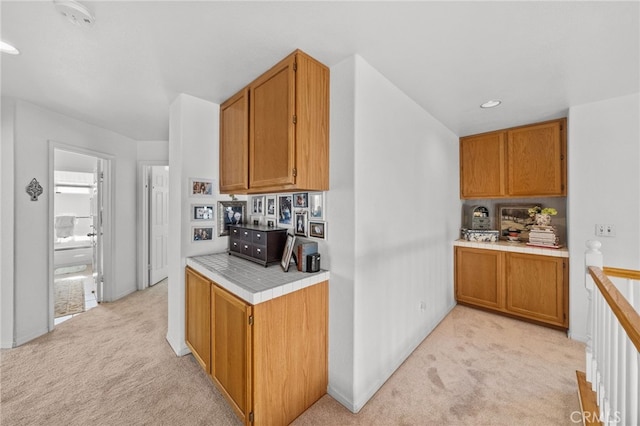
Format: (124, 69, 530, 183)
(54, 0, 95, 27)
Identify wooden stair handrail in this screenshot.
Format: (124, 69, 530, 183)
(603, 266, 640, 280)
(589, 266, 640, 352)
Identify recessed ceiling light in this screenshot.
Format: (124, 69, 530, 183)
(0, 41, 20, 55)
(480, 100, 502, 109)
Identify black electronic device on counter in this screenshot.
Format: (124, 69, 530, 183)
(307, 253, 320, 272)
(228, 224, 287, 267)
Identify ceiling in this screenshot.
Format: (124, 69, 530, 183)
(2, 1, 638, 141)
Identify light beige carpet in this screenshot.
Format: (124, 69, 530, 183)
(1, 280, 585, 426)
(54, 278, 85, 318)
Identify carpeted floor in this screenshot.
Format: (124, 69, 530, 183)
(54, 278, 86, 318)
(0, 280, 585, 425)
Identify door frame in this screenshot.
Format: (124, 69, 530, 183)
(48, 142, 114, 330)
(137, 161, 169, 290)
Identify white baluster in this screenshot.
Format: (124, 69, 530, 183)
(585, 240, 603, 385)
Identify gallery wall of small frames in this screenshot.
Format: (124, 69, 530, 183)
(250, 192, 327, 240)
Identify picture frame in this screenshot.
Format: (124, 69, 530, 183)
(309, 221, 326, 239)
(496, 204, 537, 240)
(294, 211, 308, 237)
(266, 195, 277, 217)
(192, 226, 213, 242)
(309, 192, 324, 219)
(266, 219, 276, 228)
(189, 178, 213, 196)
(293, 192, 308, 208)
(217, 201, 247, 236)
(278, 194, 293, 225)
(251, 195, 265, 215)
(192, 204, 214, 221)
(250, 215, 263, 226)
(280, 233, 296, 272)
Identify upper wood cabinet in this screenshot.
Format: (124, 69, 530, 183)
(220, 88, 249, 193)
(219, 49, 329, 194)
(460, 118, 566, 199)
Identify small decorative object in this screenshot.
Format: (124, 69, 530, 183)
(26, 178, 43, 201)
(528, 206, 558, 226)
(281, 233, 296, 272)
(460, 228, 499, 242)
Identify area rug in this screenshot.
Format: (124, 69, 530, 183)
(54, 264, 88, 275)
(54, 278, 86, 318)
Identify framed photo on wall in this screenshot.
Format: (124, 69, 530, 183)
(294, 211, 308, 237)
(189, 178, 213, 196)
(278, 194, 293, 225)
(309, 192, 324, 219)
(266, 195, 277, 217)
(192, 226, 213, 242)
(192, 204, 214, 221)
(309, 221, 326, 239)
(217, 201, 246, 236)
(252, 195, 265, 215)
(293, 192, 308, 208)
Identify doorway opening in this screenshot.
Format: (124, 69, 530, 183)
(52, 148, 110, 325)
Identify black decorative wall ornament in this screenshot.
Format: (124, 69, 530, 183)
(26, 178, 43, 201)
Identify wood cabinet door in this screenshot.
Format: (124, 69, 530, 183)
(459, 131, 506, 198)
(249, 54, 296, 190)
(455, 247, 504, 309)
(505, 253, 567, 328)
(211, 284, 252, 424)
(220, 88, 249, 193)
(185, 268, 211, 373)
(506, 119, 566, 196)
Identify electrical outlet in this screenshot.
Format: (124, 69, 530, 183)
(595, 224, 616, 237)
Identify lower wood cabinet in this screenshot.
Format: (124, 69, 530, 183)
(185, 267, 211, 373)
(185, 267, 328, 425)
(455, 247, 568, 329)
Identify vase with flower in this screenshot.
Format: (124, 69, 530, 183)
(528, 206, 558, 226)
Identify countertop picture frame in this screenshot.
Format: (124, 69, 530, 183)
(189, 178, 213, 196)
(496, 204, 537, 240)
(192, 204, 214, 221)
(217, 200, 246, 236)
(281, 233, 296, 272)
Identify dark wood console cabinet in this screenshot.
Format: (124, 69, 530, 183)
(228, 224, 287, 266)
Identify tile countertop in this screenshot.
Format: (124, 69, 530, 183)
(186, 252, 330, 305)
(453, 239, 569, 258)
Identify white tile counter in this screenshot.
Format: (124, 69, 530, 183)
(186, 252, 330, 305)
(453, 239, 569, 258)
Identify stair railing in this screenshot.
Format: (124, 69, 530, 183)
(582, 240, 640, 426)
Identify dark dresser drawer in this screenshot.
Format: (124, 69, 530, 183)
(228, 224, 288, 266)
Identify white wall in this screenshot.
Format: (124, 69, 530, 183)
(327, 55, 460, 412)
(1, 98, 148, 347)
(567, 93, 640, 342)
(1, 99, 16, 348)
(166, 94, 236, 355)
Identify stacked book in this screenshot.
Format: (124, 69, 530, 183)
(527, 225, 562, 248)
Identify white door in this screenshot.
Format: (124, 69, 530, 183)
(149, 166, 169, 285)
